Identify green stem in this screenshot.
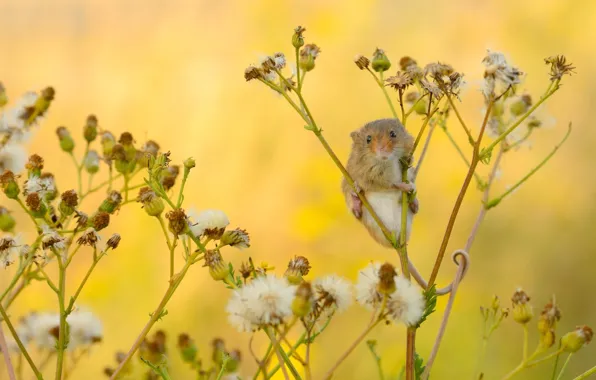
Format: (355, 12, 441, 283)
(109, 232, 206, 380)
(176, 168, 190, 208)
(0, 236, 42, 304)
(411, 96, 437, 152)
(0, 304, 42, 379)
(523, 324, 529, 361)
(376, 70, 399, 120)
(123, 173, 130, 202)
(481, 79, 561, 159)
(573, 365, 596, 380)
(55, 257, 67, 380)
(487, 124, 572, 209)
(556, 354, 573, 380)
(404, 93, 429, 119)
(265, 327, 298, 380)
(16, 197, 39, 231)
(66, 250, 105, 314)
(215, 355, 230, 380)
(295, 47, 302, 92)
(439, 124, 485, 186)
(443, 92, 475, 145)
(551, 350, 562, 380)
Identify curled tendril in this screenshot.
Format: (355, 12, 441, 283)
(409, 249, 470, 295)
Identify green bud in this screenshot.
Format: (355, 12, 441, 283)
(485, 198, 501, 209)
(491, 101, 505, 117)
(83, 150, 100, 174)
(25, 154, 44, 178)
(292, 26, 306, 48)
(510, 99, 529, 117)
(59, 190, 78, 217)
(26, 193, 46, 218)
(0, 207, 16, 232)
(292, 282, 313, 317)
(101, 131, 116, 158)
(83, 114, 98, 142)
(225, 350, 241, 373)
(211, 338, 226, 366)
(136, 187, 164, 217)
(299, 44, 320, 72)
(204, 250, 229, 281)
(177, 334, 198, 364)
(414, 98, 429, 115)
(183, 157, 196, 170)
(371, 48, 391, 72)
(284, 256, 311, 285)
(98, 191, 122, 214)
(0, 171, 20, 199)
(561, 326, 593, 353)
(511, 289, 533, 324)
(56, 127, 75, 153)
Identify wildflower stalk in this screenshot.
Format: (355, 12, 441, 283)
(502, 347, 563, 380)
(55, 255, 68, 380)
(66, 249, 106, 314)
(215, 354, 231, 380)
(439, 121, 485, 187)
(410, 95, 437, 153)
(442, 92, 475, 145)
(555, 354, 573, 380)
(109, 232, 206, 380)
(0, 315, 17, 380)
(573, 365, 596, 380)
(365, 68, 399, 120)
(324, 296, 388, 379)
(366, 341, 384, 380)
(413, 123, 436, 180)
(480, 79, 561, 161)
(486, 124, 572, 209)
(0, 304, 42, 379)
(551, 349, 562, 380)
(15, 197, 40, 231)
(0, 235, 43, 304)
(264, 328, 297, 380)
(426, 96, 494, 288)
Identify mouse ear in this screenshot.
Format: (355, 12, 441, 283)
(350, 130, 361, 141)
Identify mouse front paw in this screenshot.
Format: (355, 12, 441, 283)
(409, 197, 419, 214)
(394, 182, 414, 193)
(350, 192, 363, 219)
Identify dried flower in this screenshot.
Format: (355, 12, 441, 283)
(244, 66, 262, 82)
(561, 326, 593, 353)
(544, 55, 575, 81)
(420, 79, 442, 98)
(0, 206, 16, 232)
(299, 44, 321, 72)
(385, 71, 412, 91)
(377, 262, 397, 295)
(538, 298, 561, 334)
(371, 48, 391, 73)
(0, 235, 19, 268)
(0, 170, 20, 199)
(107, 234, 121, 250)
(511, 288, 533, 324)
(220, 228, 250, 249)
(90, 211, 110, 231)
(399, 56, 418, 71)
(354, 55, 370, 70)
(273, 52, 286, 70)
(386, 277, 425, 326)
(77, 228, 100, 247)
(59, 189, 78, 217)
(98, 190, 122, 214)
(74, 211, 88, 230)
(204, 249, 229, 281)
(284, 255, 311, 285)
(25, 154, 44, 176)
(137, 140, 160, 167)
(226, 275, 295, 332)
(166, 208, 188, 235)
(482, 51, 523, 98)
(161, 165, 179, 190)
(292, 26, 306, 48)
(21, 312, 60, 349)
(25, 174, 56, 199)
(26, 192, 46, 216)
(239, 261, 252, 280)
(41, 225, 67, 251)
(313, 275, 353, 314)
(56, 126, 75, 153)
(136, 187, 165, 216)
(84, 114, 98, 143)
(67, 309, 103, 347)
(292, 282, 314, 317)
(188, 209, 229, 239)
(177, 333, 198, 363)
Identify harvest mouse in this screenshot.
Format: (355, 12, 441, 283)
(342, 118, 418, 248)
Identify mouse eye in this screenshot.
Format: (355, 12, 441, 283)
(366, 135, 372, 144)
(390, 130, 397, 138)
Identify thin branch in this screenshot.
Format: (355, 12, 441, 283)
(0, 324, 16, 380)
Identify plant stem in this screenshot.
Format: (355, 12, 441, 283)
(411, 97, 438, 153)
(556, 354, 573, 380)
(487, 124, 572, 208)
(55, 256, 68, 380)
(426, 98, 493, 287)
(0, 304, 42, 379)
(523, 324, 529, 361)
(66, 251, 105, 313)
(573, 365, 596, 380)
(551, 350, 562, 380)
(265, 328, 292, 380)
(0, 321, 17, 380)
(372, 69, 398, 120)
(439, 124, 484, 186)
(442, 92, 475, 145)
(413, 123, 436, 180)
(16, 197, 39, 231)
(481, 79, 560, 159)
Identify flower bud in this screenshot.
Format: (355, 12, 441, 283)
(538, 299, 561, 334)
(38, 173, 57, 201)
(299, 44, 321, 72)
(0, 206, 16, 232)
(371, 48, 391, 72)
(284, 256, 311, 285)
(165, 209, 188, 235)
(56, 127, 75, 153)
(354, 55, 370, 70)
(399, 56, 418, 71)
(220, 228, 250, 249)
(183, 157, 196, 170)
(225, 350, 241, 372)
(89, 211, 110, 231)
(509, 95, 531, 117)
(112, 144, 136, 175)
(491, 101, 505, 117)
(377, 262, 397, 295)
(119, 132, 137, 161)
(177, 334, 198, 364)
(137, 140, 160, 168)
(59, 189, 78, 217)
(244, 66, 262, 82)
(26, 193, 46, 217)
(83, 150, 100, 175)
(414, 98, 429, 115)
(0, 171, 20, 199)
(98, 191, 122, 214)
(292, 26, 306, 48)
(491, 295, 500, 313)
(136, 187, 165, 217)
(540, 328, 556, 349)
(75, 211, 89, 229)
(83, 114, 98, 143)
(25, 154, 44, 178)
(292, 282, 314, 317)
(101, 131, 116, 158)
(107, 234, 121, 250)
(561, 326, 593, 353)
(204, 249, 229, 281)
(212, 338, 226, 366)
(511, 288, 533, 324)
(160, 165, 179, 191)
(77, 227, 99, 247)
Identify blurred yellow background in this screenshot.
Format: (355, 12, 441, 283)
(2, 0, 596, 378)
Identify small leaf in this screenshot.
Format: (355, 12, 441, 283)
(414, 352, 426, 380)
(416, 285, 437, 328)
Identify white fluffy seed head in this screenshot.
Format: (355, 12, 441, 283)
(313, 275, 353, 313)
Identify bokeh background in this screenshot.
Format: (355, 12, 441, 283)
(2, 0, 596, 379)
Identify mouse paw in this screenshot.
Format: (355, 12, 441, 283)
(394, 182, 414, 193)
(350, 192, 363, 219)
(352, 180, 363, 195)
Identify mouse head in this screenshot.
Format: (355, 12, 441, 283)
(350, 118, 413, 161)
